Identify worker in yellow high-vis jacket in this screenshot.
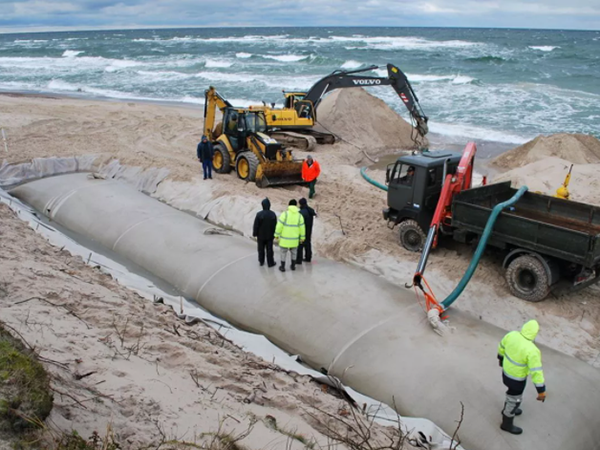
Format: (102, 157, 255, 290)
(274, 199, 305, 272)
(497, 320, 546, 435)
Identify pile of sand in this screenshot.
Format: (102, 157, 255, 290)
(493, 156, 600, 206)
(316, 88, 427, 153)
(492, 133, 600, 169)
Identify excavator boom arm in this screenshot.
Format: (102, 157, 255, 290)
(204, 86, 232, 140)
(303, 63, 429, 138)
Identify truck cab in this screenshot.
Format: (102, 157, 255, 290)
(383, 151, 461, 249)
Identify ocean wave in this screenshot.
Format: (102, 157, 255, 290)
(529, 46, 559, 52)
(136, 70, 192, 81)
(341, 60, 362, 69)
(236, 52, 253, 59)
(14, 39, 48, 43)
(62, 50, 84, 58)
(104, 59, 142, 72)
(46, 79, 162, 102)
(339, 36, 481, 51)
(466, 55, 507, 63)
(428, 121, 531, 144)
(192, 71, 319, 90)
(262, 54, 308, 62)
(452, 75, 476, 84)
(205, 59, 234, 68)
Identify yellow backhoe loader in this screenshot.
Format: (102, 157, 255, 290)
(249, 63, 429, 151)
(203, 86, 304, 188)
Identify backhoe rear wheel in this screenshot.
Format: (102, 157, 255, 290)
(236, 151, 259, 182)
(398, 219, 426, 252)
(505, 255, 550, 302)
(212, 143, 231, 174)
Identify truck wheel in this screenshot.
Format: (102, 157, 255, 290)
(505, 255, 550, 302)
(399, 220, 426, 252)
(236, 151, 259, 182)
(213, 143, 231, 174)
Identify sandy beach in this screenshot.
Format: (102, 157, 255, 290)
(2, 90, 600, 447)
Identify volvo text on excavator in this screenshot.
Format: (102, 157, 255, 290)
(249, 63, 429, 151)
(203, 87, 304, 188)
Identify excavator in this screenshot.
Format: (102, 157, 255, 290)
(249, 63, 429, 151)
(203, 86, 304, 188)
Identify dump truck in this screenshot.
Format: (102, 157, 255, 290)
(204, 87, 304, 188)
(383, 145, 600, 302)
(249, 63, 429, 151)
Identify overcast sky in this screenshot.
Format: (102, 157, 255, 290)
(1, 0, 599, 33)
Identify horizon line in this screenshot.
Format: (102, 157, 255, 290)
(1, 24, 599, 35)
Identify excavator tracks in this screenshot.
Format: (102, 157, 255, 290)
(268, 131, 318, 151)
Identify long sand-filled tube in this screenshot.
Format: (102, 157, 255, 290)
(10, 173, 600, 450)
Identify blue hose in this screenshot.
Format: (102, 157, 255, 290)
(440, 186, 528, 310)
(360, 167, 388, 191)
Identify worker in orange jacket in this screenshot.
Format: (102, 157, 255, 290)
(301, 155, 321, 199)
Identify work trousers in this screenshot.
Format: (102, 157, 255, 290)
(280, 246, 298, 264)
(296, 238, 312, 262)
(257, 239, 275, 266)
(502, 373, 526, 418)
(308, 179, 317, 199)
(202, 160, 213, 179)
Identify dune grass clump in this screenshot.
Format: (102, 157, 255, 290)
(0, 324, 53, 432)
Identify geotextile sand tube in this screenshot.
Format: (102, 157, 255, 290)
(10, 173, 600, 450)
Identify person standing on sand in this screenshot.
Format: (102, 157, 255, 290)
(197, 135, 214, 180)
(274, 199, 305, 272)
(252, 198, 277, 268)
(296, 198, 317, 265)
(302, 155, 321, 199)
(497, 319, 546, 435)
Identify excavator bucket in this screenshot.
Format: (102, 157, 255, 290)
(256, 160, 305, 188)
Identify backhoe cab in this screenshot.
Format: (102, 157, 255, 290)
(204, 87, 304, 188)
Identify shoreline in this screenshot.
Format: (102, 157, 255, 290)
(0, 90, 518, 164)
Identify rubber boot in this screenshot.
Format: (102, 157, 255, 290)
(291, 261, 296, 271)
(500, 414, 523, 435)
(500, 407, 522, 416)
(279, 262, 286, 272)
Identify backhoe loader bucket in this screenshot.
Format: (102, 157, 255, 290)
(256, 160, 305, 188)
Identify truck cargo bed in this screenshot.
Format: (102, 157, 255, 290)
(452, 182, 600, 268)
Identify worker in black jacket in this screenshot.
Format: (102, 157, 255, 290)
(253, 198, 277, 267)
(296, 197, 317, 264)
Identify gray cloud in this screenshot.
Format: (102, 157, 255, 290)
(0, 0, 599, 31)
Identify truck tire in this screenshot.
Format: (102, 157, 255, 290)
(399, 219, 426, 252)
(236, 151, 259, 182)
(212, 143, 231, 174)
(505, 255, 550, 302)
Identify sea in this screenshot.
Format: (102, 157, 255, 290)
(1, 27, 599, 149)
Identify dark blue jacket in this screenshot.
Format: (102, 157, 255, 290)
(197, 137, 214, 162)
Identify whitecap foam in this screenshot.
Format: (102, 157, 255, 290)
(46, 79, 162, 102)
(205, 59, 233, 68)
(406, 73, 454, 82)
(341, 60, 362, 69)
(529, 46, 559, 52)
(104, 59, 142, 72)
(262, 54, 307, 62)
(14, 39, 48, 43)
(236, 52, 252, 59)
(136, 70, 192, 81)
(451, 75, 475, 84)
(332, 35, 481, 51)
(428, 121, 532, 144)
(62, 50, 84, 58)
